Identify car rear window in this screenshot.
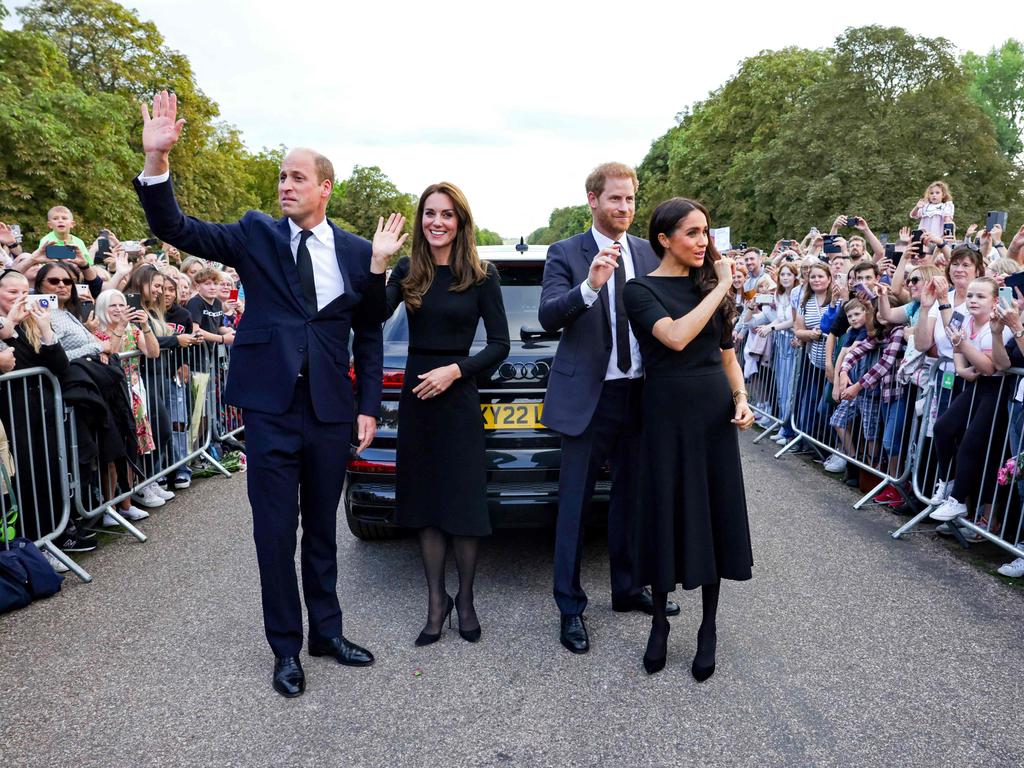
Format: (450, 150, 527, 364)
(383, 262, 545, 343)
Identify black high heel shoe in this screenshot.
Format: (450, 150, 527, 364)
(642, 619, 670, 675)
(691, 623, 717, 682)
(454, 593, 482, 643)
(414, 595, 454, 647)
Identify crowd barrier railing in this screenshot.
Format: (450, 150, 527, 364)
(890, 360, 1024, 560)
(69, 344, 233, 544)
(742, 327, 798, 446)
(0, 366, 87, 581)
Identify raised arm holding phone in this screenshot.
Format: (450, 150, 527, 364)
(134, 91, 408, 698)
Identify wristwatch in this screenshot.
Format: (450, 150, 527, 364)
(1014, 329, 1024, 339)
(937, 303, 951, 311)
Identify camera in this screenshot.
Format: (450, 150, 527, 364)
(846, 216, 860, 226)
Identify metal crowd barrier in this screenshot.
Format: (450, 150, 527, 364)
(0, 367, 85, 580)
(69, 344, 232, 543)
(743, 327, 798, 445)
(891, 360, 1024, 560)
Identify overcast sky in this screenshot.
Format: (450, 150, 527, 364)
(9, 1, 1024, 235)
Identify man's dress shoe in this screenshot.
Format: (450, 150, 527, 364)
(560, 614, 590, 654)
(273, 656, 305, 698)
(309, 635, 375, 667)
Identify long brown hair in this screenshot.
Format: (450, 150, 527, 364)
(647, 197, 736, 325)
(402, 182, 488, 312)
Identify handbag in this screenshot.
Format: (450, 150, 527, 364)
(0, 537, 64, 614)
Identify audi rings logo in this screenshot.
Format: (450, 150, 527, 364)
(496, 361, 550, 381)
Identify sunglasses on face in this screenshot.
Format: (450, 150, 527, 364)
(907, 276, 922, 285)
(45, 277, 74, 286)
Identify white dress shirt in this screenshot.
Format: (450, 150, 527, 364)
(137, 170, 345, 311)
(579, 226, 643, 380)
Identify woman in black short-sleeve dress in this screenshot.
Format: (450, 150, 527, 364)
(385, 182, 510, 647)
(622, 197, 755, 681)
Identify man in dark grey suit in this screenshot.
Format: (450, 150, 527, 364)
(539, 162, 680, 654)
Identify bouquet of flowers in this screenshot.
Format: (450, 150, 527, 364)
(997, 456, 1020, 486)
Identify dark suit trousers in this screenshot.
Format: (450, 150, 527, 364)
(243, 377, 349, 657)
(553, 378, 643, 616)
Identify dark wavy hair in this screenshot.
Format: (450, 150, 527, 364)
(34, 262, 83, 319)
(647, 197, 736, 325)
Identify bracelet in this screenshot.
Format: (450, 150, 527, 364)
(732, 388, 748, 401)
(937, 303, 951, 311)
(584, 278, 601, 293)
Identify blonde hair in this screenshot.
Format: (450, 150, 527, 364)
(94, 289, 126, 328)
(987, 258, 1021, 277)
(925, 181, 952, 202)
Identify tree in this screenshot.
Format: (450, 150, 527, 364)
(328, 165, 416, 244)
(527, 205, 591, 244)
(963, 40, 1024, 159)
(475, 227, 503, 246)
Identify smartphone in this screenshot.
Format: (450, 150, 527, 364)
(738, 242, 747, 250)
(228, 288, 239, 302)
(879, 233, 889, 245)
(949, 311, 965, 333)
(884, 243, 897, 260)
(754, 293, 774, 305)
(122, 240, 142, 254)
(79, 300, 95, 322)
(911, 229, 924, 244)
(125, 292, 144, 312)
(855, 283, 876, 300)
(823, 242, 842, 255)
(1004, 272, 1024, 292)
(809, 227, 819, 236)
(97, 229, 111, 259)
(986, 211, 1008, 233)
(28, 293, 58, 311)
(847, 216, 860, 226)
(834, 273, 847, 286)
(943, 223, 955, 236)
(45, 244, 77, 260)
(75, 284, 92, 300)
(9, 224, 21, 243)
(999, 287, 1014, 305)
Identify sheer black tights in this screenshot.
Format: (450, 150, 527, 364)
(417, 528, 480, 634)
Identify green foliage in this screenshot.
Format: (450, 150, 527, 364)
(964, 40, 1024, 159)
(527, 204, 591, 244)
(475, 227, 503, 246)
(328, 165, 416, 247)
(624, 26, 1024, 247)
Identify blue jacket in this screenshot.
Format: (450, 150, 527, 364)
(133, 177, 385, 424)
(538, 230, 658, 436)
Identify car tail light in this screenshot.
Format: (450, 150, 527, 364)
(347, 367, 405, 390)
(347, 458, 396, 473)
(382, 369, 404, 390)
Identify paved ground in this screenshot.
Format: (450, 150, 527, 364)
(2, 437, 1023, 768)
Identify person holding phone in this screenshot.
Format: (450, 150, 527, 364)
(538, 162, 680, 656)
(623, 197, 754, 679)
(160, 270, 199, 490)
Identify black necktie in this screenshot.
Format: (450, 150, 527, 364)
(613, 241, 631, 373)
(296, 229, 318, 315)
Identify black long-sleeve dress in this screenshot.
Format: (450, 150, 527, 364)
(623, 275, 753, 591)
(386, 257, 510, 535)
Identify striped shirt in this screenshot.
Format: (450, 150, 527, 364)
(799, 295, 828, 369)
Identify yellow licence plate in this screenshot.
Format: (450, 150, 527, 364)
(481, 403, 544, 430)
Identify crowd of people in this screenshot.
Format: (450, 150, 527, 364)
(727, 183, 1024, 579)
(0, 206, 244, 574)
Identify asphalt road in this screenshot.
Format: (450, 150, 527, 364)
(2, 437, 1023, 768)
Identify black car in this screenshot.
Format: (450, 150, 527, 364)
(343, 246, 611, 540)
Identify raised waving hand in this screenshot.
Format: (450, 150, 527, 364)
(141, 90, 186, 176)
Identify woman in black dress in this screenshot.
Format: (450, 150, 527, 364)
(386, 182, 510, 646)
(622, 197, 755, 681)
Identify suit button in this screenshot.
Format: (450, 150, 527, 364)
(298, 346, 305, 353)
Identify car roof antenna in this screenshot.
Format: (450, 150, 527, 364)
(515, 237, 528, 253)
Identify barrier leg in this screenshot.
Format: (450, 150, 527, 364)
(88, 505, 148, 543)
(891, 505, 936, 539)
(199, 448, 233, 478)
(853, 478, 889, 510)
(774, 434, 801, 459)
(39, 539, 91, 583)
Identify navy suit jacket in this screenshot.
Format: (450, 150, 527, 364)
(538, 230, 659, 437)
(133, 177, 386, 424)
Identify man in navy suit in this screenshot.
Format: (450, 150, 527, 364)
(539, 162, 680, 654)
(134, 92, 408, 697)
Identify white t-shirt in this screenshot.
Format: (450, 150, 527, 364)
(914, 201, 955, 239)
(928, 292, 968, 361)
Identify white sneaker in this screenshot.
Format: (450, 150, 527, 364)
(823, 454, 848, 473)
(131, 485, 165, 508)
(997, 557, 1024, 578)
(122, 505, 150, 522)
(102, 511, 119, 527)
(42, 549, 69, 573)
(773, 434, 789, 444)
(152, 484, 175, 501)
(935, 521, 954, 536)
(931, 479, 953, 505)
(929, 497, 968, 521)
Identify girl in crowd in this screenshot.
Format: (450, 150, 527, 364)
(179, 256, 206, 286)
(910, 181, 955, 239)
(930, 277, 1012, 524)
(385, 182, 510, 646)
(91, 289, 159, 525)
(793, 263, 833, 445)
(743, 267, 798, 439)
(623, 197, 753, 680)
(161, 269, 201, 489)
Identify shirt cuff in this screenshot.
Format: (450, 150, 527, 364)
(137, 170, 170, 186)
(580, 281, 599, 307)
